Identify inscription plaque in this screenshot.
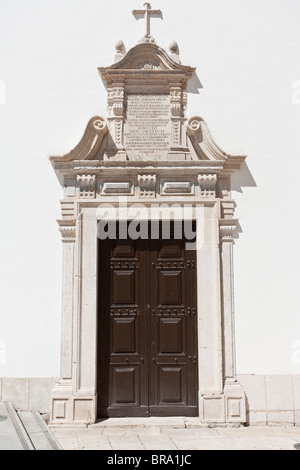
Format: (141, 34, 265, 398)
(124, 93, 171, 160)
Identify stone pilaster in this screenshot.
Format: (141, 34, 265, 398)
(50, 219, 76, 424)
(58, 219, 76, 379)
(51, 215, 97, 424)
(106, 83, 127, 159)
(219, 216, 246, 423)
(168, 83, 189, 159)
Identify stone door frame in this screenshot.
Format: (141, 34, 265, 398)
(50, 192, 246, 424)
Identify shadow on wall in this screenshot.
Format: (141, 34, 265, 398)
(231, 162, 257, 240)
(244, 392, 250, 426)
(231, 161, 257, 194)
(187, 72, 203, 94)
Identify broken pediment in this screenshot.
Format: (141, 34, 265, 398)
(49, 111, 245, 172)
(49, 116, 108, 163)
(49, 41, 245, 172)
(187, 117, 246, 170)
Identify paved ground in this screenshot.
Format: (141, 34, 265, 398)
(50, 418, 300, 451)
(1, 405, 299, 451)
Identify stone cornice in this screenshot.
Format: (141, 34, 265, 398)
(51, 160, 225, 174)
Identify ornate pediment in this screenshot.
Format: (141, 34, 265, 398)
(99, 43, 195, 76)
(49, 20, 245, 172)
(95, 40, 197, 163)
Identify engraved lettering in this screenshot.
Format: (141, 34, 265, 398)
(124, 93, 171, 159)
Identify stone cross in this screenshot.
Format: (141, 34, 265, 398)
(132, 3, 162, 38)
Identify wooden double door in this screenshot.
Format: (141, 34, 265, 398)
(97, 222, 198, 417)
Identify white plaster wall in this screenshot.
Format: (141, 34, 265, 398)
(0, 0, 299, 376)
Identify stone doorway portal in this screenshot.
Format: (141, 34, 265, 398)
(49, 10, 247, 424)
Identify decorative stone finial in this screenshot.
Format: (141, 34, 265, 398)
(169, 40, 181, 64)
(169, 40, 178, 53)
(132, 3, 162, 45)
(114, 40, 126, 63)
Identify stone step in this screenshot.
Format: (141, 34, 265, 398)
(18, 411, 63, 450)
(0, 402, 34, 450)
(0, 402, 62, 450)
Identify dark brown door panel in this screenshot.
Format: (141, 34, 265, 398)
(97, 222, 198, 417)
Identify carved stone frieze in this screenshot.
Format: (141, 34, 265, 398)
(77, 174, 96, 198)
(137, 174, 156, 197)
(161, 181, 192, 194)
(57, 220, 76, 243)
(219, 219, 237, 242)
(170, 103, 182, 117)
(102, 182, 132, 195)
(182, 91, 188, 114)
(106, 84, 126, 155)
(170, 86, 182, 119)
(107, 89, 125, 101)
(171, 120, 181, 147)
(198, 174, 217, 197)
(170, 90, 181, 101)
(112, 103, 124, 117)
(168, 83, 189, 155)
